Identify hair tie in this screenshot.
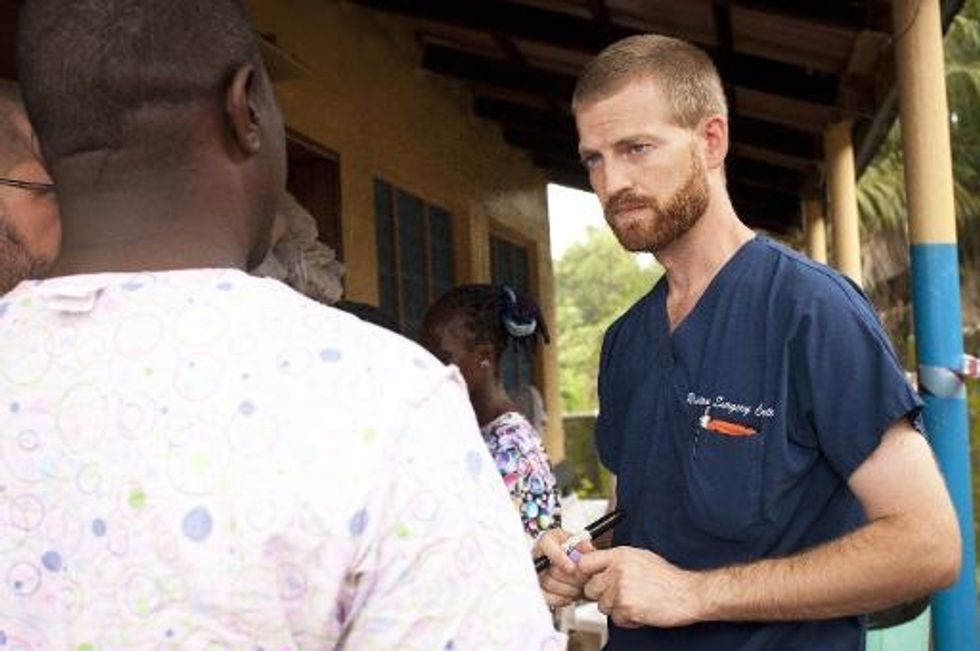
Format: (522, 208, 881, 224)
(500, 285, 537, 338)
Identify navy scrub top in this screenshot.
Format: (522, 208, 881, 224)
(596, 237, 921, 651)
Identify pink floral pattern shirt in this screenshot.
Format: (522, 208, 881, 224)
(480, 412, 562, 538)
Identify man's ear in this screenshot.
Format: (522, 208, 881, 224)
(700, 114, 729, 170)
(225, 63, 262, 155)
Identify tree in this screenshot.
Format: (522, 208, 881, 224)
(555, 226, 663, 412)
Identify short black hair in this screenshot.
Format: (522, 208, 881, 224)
(423, 284, 550, 361)
(334, 300, 403, 335)
(17, 0, 262, 161)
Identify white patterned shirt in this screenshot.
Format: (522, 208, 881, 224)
(0, 269, 564, 650)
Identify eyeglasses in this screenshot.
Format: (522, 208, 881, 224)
(0, 177, 55, 193)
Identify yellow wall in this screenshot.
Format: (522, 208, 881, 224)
(246, 0, 565, 460)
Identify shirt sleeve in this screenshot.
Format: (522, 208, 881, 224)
(339, 371, 565, 650)
(595, 324, 622, 475)
(790, 275, 922, 480)
(487, 415, 562, 537)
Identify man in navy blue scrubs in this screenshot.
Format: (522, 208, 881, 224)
(535, 34, 961, 650)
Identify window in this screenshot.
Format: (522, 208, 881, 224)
(374, 179, 454, 338)
(287, 135, 342, 259)
(490, 233, 535, 392)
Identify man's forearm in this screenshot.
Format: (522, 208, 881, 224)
(695, 514, 959, 622)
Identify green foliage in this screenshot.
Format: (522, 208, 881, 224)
(561, 412, 614, 498)
(967, 328, 980, 571)
(858, 0, 980, 235)
(969, 378, 980, 571)
(856, 123, 905, 231)
(555, 227, 663, 412)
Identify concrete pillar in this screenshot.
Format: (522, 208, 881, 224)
(824, 121, 863, 285)
(892, 0, 977, 648)
(804, 197, 828, 264)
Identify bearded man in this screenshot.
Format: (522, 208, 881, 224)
(534, 34, 959, 651)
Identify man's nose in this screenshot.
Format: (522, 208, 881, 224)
(597, 158, 632, 199)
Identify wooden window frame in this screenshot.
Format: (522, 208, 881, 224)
(374, 178, 455, 334)
(286, 130, 343, 259)
(488, 224, 544, 391)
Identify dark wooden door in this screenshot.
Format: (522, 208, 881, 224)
(286, 135, 342, 260)
(1, 0, 19, 80)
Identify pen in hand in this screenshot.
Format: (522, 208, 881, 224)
(534, 509, 625, 572)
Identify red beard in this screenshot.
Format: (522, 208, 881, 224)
(603, 152, 710, 253)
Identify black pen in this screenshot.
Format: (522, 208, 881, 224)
(534, 509, 626, 572)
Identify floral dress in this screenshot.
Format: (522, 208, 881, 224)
(480, 411, 562, 538)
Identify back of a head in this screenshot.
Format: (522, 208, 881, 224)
(334, 299, 403, 335)
(573, 34, 727, 128)
(424, 283, 550, 360)
(17, 0, 261, 163)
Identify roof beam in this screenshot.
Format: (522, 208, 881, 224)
(475, 96, 574, 136)
(728, 0, 869, 31)
(503, 129, 578, 161)
(425, 45, 839, 112)
(353, 0, 636, 52)
(733, 144, 818, 172)
(735, 204, 802, 234)
(532, 153, 590, 190)
(586, 0, 611, 24)
(491, 34, 525, 66)
(475, 96, 821, 164)
(726, 157, 811, 193)
(358, 0, 845, 108)
(729, 181, 803, 230)
(712, 0, 738, 116)
(424, 45, 576, 100)
(734, 116, 823, 160)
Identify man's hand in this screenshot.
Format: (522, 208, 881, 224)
(534, 528, 594, 608)
(577, 547, 704, 628)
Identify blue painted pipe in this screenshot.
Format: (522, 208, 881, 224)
(910, 243, 978, 651)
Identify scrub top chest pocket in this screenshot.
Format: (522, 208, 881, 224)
(685, 404, 767, 541)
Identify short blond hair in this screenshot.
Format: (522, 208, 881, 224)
(573, 35, 727, 128)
